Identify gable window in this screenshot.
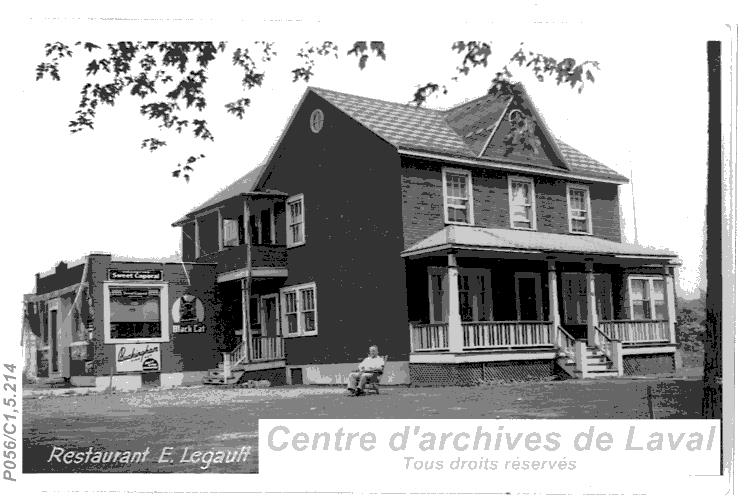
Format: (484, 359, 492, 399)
(567, 184, 592, 234)
(286, 194, 305, 247)
(629, 277, 668, 320)
(442, 168, 474, 225)
(508, 176, 537, 230)
(281, 282, 317, 337)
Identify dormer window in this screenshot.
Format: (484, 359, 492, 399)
(508, 176, 537, 230)
(567, 184, 592, 234)
(442, 168, 474, 225)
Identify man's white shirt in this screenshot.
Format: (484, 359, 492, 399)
(358, 356, 385, 373)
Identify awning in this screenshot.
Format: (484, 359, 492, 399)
(401, 225, 677, 260)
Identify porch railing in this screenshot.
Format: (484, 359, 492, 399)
(593, 326, 618, 359)
(250, 336, 285, 362)
(409, 323, 449, 351)
(557, 325, 577, 361)
(599, 320, 671, 344)
(221, 339, 248, 382)
(462, 321, 553, 349)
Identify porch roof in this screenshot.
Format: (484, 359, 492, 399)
(401, 225, 677, 260)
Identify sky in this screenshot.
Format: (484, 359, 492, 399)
(2, 13, 732, 342)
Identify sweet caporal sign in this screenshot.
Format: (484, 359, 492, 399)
(116, 343, 161, 373)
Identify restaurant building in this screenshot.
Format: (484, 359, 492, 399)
(23, 85, 682, 388)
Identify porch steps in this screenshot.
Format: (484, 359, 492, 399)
(557, 347, 620, 379)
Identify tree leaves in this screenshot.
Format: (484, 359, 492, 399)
(411, 83, 447, 106)
(292, 41, 338, 82)
(36, 39, 595, 181)
(225, 98, 252, 119)
(347, 41, 386, 70)
(142, 138, 167, 152)
(172, 153, 206, 182)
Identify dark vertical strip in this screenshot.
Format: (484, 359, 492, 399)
(703, 41, 722, 429)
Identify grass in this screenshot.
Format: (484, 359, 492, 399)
(23, 377, 705, 473)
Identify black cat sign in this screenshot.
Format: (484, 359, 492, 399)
(171, 294, 206, 333)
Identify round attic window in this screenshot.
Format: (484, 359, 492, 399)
(508, 109, 526, 122)
(310, 109, 324, 133)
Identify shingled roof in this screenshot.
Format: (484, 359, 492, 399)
(402, 225, 677, 259)
(175, 85, 628, 226)
(311, 86, 628, 183)
(172, 165, 286, 226)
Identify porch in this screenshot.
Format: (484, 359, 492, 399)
(403, 226, 679, 380)
(203, 276, 286, 385)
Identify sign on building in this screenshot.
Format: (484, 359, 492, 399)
(115, 343, 161, 373)
(108, 269, 163, 281)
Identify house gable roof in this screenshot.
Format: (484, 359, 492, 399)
(310, 86, 627, 183)
(176, 85, 628, 226)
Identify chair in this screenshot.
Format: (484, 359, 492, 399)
(362, 355, 388, 395)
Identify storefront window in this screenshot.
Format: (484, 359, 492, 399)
(109, 288, 161, 339)
(104, 283, 169, 343)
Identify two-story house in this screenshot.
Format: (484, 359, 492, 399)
(176, 85, 681, 386)
(23, 85, 681, 390)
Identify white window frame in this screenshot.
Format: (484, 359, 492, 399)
(442, 167, 475, 225)
(566, 183, 593, 234)
(627, 276, 667, 320)
(508, 176, 538, 230)
(194, 219, 200, 258)
(286, 194, 306, 248)
(103, 282, 170, 344)
(280, 282, 317, 337)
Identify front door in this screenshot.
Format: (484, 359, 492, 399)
(260, 294, 279, 337)
(561, 272, 614, 326)
(514, 273, 543, 321)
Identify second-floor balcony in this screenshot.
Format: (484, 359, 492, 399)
(198, 243, 288, 276)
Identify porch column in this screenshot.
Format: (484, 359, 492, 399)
(241, 277, 253, 362)
(585, 259, 599, 347)
(447, 252, 464, 353)
(665, 266, 677, 344)
(547, 258, 561, 346)
(243, 197, 254, 362)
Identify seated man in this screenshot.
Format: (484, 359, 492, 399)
(346, 345, 385, 396)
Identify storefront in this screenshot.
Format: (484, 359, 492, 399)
(24, 253, 223, 390)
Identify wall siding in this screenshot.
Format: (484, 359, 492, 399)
(258, 91, 409, 365)
(401, 157, 623, 249)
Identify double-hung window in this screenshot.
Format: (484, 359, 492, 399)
(442, 168, 473, 225)
(281, 282, 317, 336)
(629, 277, 668, 320)
(567, 184, 592, 234)
(286, 194, 305, 247)
(508, 176, 537, 230)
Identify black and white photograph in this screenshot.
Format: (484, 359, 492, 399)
(0, 3, 737, 497)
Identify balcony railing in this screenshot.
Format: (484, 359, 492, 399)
(250, 336, 285, 362)
(463, 321, 553, 349)
(599, 320, 671, 344)
(410, 323, 449, 351)
(198, 243, 287, 274)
